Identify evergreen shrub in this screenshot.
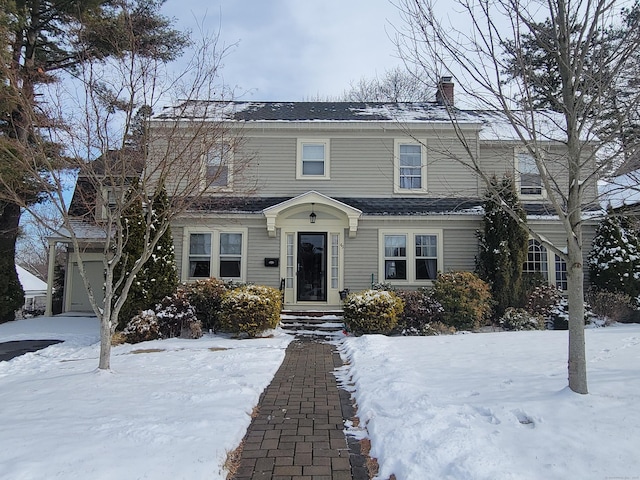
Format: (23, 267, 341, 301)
(123, 310, 161, 343)
(395, 289, 448, 335)
(155, 289, 202, 339)
(588, 212, 640, 298)
(499, 307, 545, 331)
(184, 278, 228, 331)
(525, 283, 568, 330)
(343, 289, 404, 335)
(430, 271, 493, 331)
(218, 285, 281, 337)
(122, 289, 202, 343)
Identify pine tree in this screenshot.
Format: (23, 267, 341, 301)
(588, 211, 640, 298)
(476, 175, 529, 318)
(143, 186, 178, 308)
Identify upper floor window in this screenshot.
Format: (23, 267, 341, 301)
(395, 140, 426, 193)
(297, 139, 330, 179)
(205, 143, 231, 187)
(517, 152, 543, 196)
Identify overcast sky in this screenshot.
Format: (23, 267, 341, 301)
(164, 0, 405, 101)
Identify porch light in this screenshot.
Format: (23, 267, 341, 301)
(309, 203, 317, 223)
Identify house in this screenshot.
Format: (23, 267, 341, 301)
(16, 265, 47, 314)
(50, 79, 600, 314)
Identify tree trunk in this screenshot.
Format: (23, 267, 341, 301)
(0, 202, 25, 323)
(567, 239, 588, 394)
(98, 314, 112, 370)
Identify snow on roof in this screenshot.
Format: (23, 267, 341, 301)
(599, 171, 640, 209)
(153, 101, 583, 143)
(16, 265, 48, 294)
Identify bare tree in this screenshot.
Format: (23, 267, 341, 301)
(0, 7, 250, 370)
(394, 0, 640, 394)
(341, 66, 433, 102)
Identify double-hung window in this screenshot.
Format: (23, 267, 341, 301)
(187, 231, 245, 280)
(381, 230, 442, 283)
(395, 140, 426, 192)
(415, 234, 438, 280)
(297, 139, 330, 179)
(384, 235, 407, 280)
(205, 143, 231, 187)
(518, 152, 543, 196)
(523, 239, 548, 281)
(188, 233, 212, 278)
(219, 233, 242, 278)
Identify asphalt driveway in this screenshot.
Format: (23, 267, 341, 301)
(0, 340, 63, 362)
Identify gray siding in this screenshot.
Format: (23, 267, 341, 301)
(343, 227, 379, 291)
(246, 226, 281, 288)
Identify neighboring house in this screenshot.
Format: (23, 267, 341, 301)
(16, 265, 47, 313)
(52, 79, 600, 313)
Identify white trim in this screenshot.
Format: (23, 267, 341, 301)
(263, 191, 361, 238)
(296, 139, 331, 180)
(394, 138, 427, 194)
(202, 142, 234, 192)
(515, 149, 546, 200)
(378, 228, 443, 285)
(182, 227, 248, 282)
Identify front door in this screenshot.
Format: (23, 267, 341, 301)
(297, 232, 327, 302)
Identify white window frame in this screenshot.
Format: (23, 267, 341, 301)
(394, 139, 427, 193)
(516, 150, 545, 199)
(296, 139, 330, 180)
(184, 228, 248, 281)
(202, 143, 233, 191)
(523, 239, 549, 281)
(378, 229, 443, 284)
(523, 239, 568, 291)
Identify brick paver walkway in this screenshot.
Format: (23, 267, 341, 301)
(231, 338, 366, 480)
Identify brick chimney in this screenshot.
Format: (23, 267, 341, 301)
(435, 76, 454, 106)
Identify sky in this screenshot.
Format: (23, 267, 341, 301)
(163, 0, 406, 101)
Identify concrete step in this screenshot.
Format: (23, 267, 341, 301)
(280, 310, 344, 337)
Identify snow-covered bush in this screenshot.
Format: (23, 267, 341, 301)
(123, 310, 161, 343)
(587, 288, 638, 324)
(183, 278, 227, 331)
(343, 289, 404, 335)
(395, 289, 448, 335)
(588, 212, 640, 298)
(218, 285, 281, 337)
(371, 282, 397, 292)
(430, 271, 493, 331)
(499, 307, 545, 331)
(154, 289, 202, 339)
(525, 284, 562, 317)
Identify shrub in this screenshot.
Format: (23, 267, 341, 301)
(499, 307, 545, 331)
(155, 289, 202, 339)
(430, 271, 493, 331)
(184, 278, 228, 331)
(587, 288, 638, 324)
(123, 310, 161, 343)
(395, 289, 447, 335)
(218, 285, 281, 337)
(343, 289, 404, 335)
(525, 284, 562, 318)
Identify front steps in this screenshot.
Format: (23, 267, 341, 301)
(280, 310, 345, 337)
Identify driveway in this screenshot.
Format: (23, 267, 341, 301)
(0, 340, 63, 362)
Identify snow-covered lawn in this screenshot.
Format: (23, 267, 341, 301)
(0, 316, 292, 480)
(338, 325, 640, 480)
(2, 317, 639, 480)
